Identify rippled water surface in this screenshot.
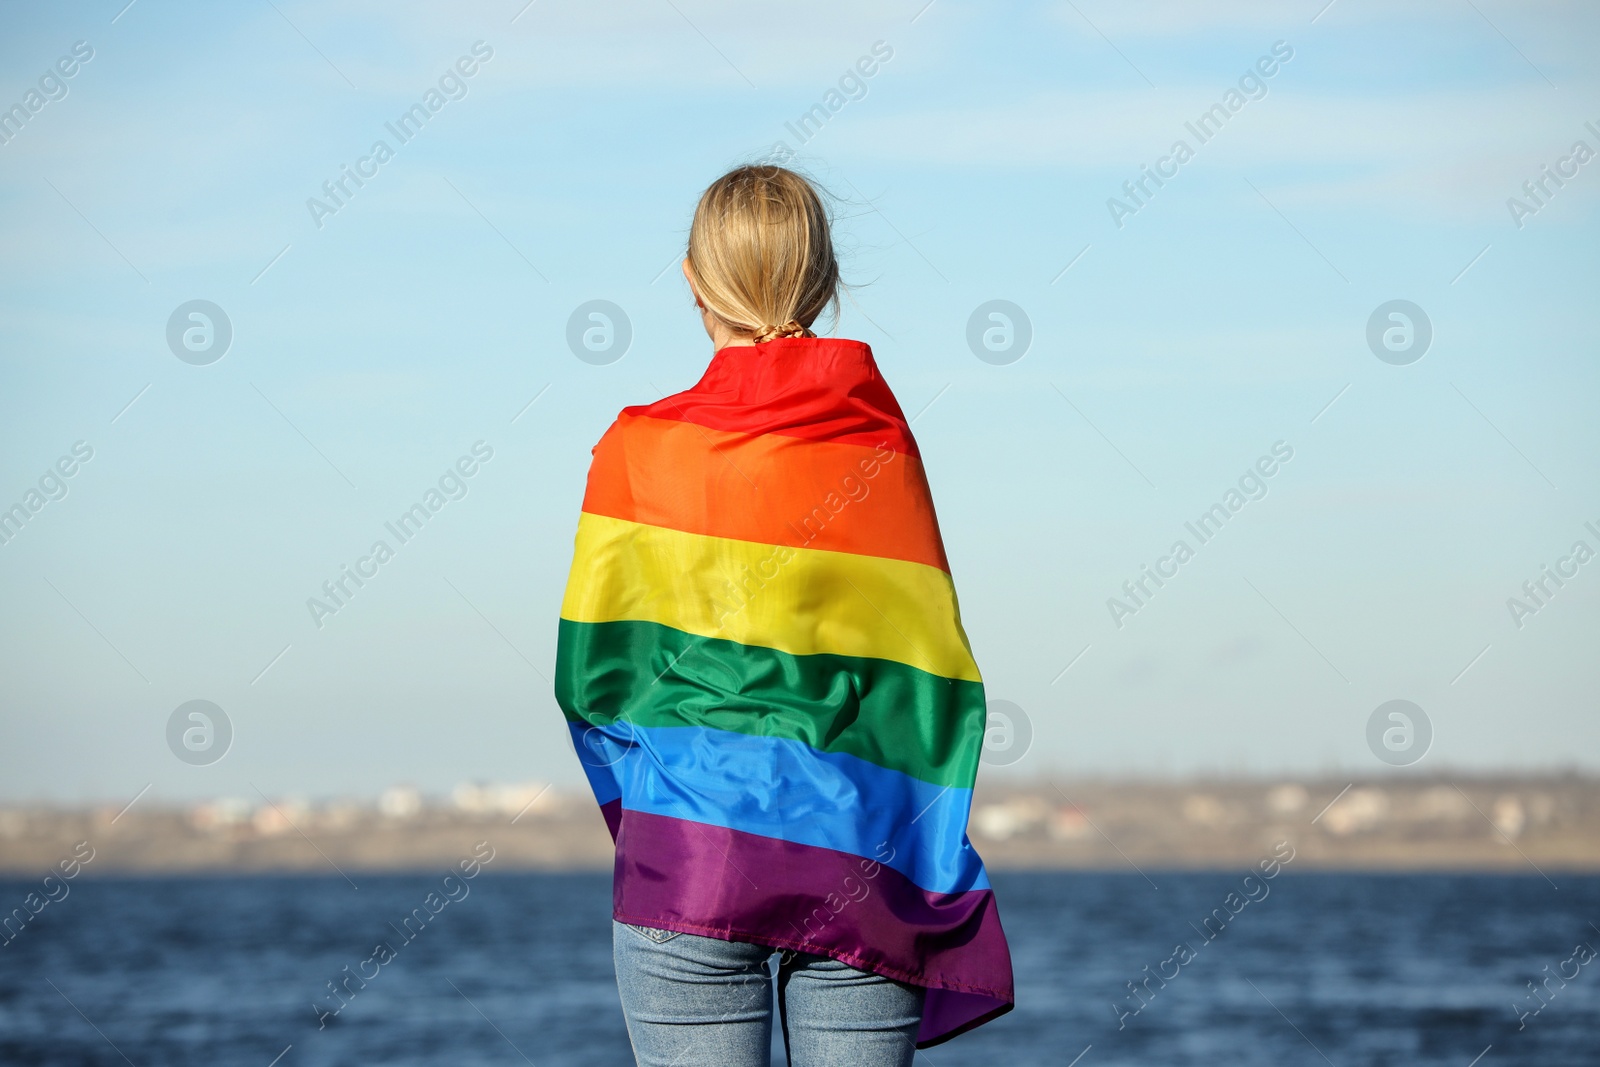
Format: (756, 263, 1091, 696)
(2, 871, 1596, 1065)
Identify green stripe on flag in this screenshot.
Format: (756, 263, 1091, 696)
(556, 618, 986, 789)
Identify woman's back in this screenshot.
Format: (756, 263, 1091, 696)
(555, 166, 1013, 1064)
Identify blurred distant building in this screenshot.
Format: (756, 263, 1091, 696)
(452, 781, 553, 818)
(378, 785, 423, 819)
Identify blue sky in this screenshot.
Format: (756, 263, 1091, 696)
(1, 0, 1596, 803)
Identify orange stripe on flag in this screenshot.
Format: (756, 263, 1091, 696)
(581, 415, 951, 571)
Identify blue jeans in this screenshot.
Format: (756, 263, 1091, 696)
(613, 921, 923, 1066)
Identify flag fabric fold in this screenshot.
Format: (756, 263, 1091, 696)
(555, 336, 1013, 1047)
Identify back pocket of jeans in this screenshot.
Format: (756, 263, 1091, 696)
(624, 922, 683, 945)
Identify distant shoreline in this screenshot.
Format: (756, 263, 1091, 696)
(3, 775, 1596, 876)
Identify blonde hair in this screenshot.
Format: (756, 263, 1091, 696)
(686, 166, 840, 343)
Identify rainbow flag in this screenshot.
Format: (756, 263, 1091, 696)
(556, 336, 1013, 1046)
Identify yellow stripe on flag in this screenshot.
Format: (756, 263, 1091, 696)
(561, 512, 981, 682)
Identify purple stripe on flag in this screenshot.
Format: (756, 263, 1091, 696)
(604, 803, 1013, 1048)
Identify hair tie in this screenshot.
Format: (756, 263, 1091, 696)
(752, 320, 814, 344)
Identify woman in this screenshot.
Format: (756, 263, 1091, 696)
(555, 165, 1012, 1066)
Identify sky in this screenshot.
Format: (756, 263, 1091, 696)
(1, 0, 1596, 805)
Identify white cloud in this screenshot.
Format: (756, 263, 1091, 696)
(261, 0, 918, 92)
(1045, 0, 1593, 36)
(825, 85, 1600, 219)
